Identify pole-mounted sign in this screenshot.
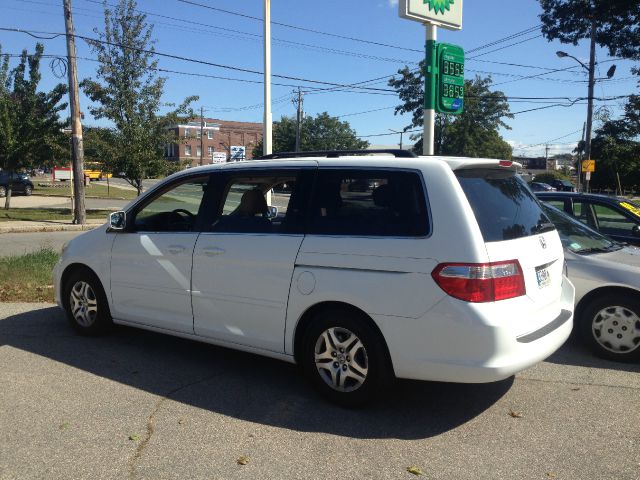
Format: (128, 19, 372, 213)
(399, 0, 463, 31)
(399, 0, 463, 155)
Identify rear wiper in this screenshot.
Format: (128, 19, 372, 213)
(532, 222, 556, 234)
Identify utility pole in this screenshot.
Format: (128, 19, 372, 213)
(263, 0, 272, 155)
(389, 129, 405, 150)
(199, 106, 204, 166)
(545, 144, 550, 167)
(584, 19, 597, 193)
(63, 0, 85, 225)
(294, 87, 304, 152)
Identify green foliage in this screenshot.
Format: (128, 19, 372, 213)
(81, 0, 196, 194)
(388, 67, 513, 159)
(252, 112, 369, 156)
(0, 43, 68, 208)
(539, 1, 640, 61)
(532, 171, 572, 184)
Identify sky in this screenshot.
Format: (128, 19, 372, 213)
(0, 0, 637, 157)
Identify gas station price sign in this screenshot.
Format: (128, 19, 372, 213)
(436, 43, 465, 114)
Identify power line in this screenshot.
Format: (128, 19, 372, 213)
(467, 25, 541, 53)
(177, 0, 423, 53)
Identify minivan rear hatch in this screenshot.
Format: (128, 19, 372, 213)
(455, 167, 564, 315)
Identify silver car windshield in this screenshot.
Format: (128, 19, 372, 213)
(541, 203, 622, 254)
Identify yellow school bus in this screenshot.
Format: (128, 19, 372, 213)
(83, 163, 112, 181)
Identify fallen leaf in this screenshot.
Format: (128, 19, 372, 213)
(129, 434, 140, 442)
(237, 456, 250, 466)
(509, 410, 523, 418)
(571, 387, 580, 391)
(546, 472, 557, 478)
(58, 422, 69, 430)
(178, 418, 185, 425)
(407, 466, 424, 476)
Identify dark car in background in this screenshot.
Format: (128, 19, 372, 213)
(536, 191, 640, 246)
(549, 179, 576, 192)
(0, 172, 34, 197)
(528, 181, 556, 192)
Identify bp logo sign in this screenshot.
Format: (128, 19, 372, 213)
(399, 0, 463, 30)
(424, 0, 455, 15)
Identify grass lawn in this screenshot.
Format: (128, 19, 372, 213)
(0, 248, 59, 302)
(0, 208, 113, 222)
(34, 182, 138, 200)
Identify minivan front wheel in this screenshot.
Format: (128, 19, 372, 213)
(23, 185, 32, 196)
(63, 269, 113, 335)
(0, 186, 5, 198)
(580, 293, 640, 362)
(301, 309, 393, 406)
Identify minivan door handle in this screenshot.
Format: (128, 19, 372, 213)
(167, 245, 186, 254)
(202, 246, 225, 257)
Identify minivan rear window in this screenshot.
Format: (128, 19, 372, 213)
(456, 169, 552, 242)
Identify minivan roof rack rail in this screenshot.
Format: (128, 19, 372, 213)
(258, 149, 417, 160)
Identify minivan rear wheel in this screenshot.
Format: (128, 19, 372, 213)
(0, 186, 5, 198)
(63, 268, 113, 335)
(23, 185, 32, 196)
(579, 293, 640, 362)
(301, 309, 393, 406)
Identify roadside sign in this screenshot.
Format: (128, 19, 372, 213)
(585, 171, 591, 181)
(230, 146, 246, 161)
(436, 43, 464, 114)
(582, 159, 595, 173)
(211, 152, 227, 164)
(399, 0, 463, 30)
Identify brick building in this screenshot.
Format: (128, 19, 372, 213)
(165, 118, 263, 167)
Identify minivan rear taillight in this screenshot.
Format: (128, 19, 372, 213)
(432, 260, 526, 303)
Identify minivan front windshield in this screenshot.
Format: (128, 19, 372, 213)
(541, 203, 622, 254)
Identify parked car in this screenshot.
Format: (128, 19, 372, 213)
(541, 202, 640, 362)
(54, 151, 574, 405)
(528, 182, 556, 192)
(536, 192, 640, 246)
(0, 171, 34, 197)
(549, 179, 576, 192)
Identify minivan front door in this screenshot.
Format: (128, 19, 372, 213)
(110, 175, 211, 333)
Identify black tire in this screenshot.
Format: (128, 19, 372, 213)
(23, 185, 32, 196)
(300, 308, 394, 407)
(0, 186, 5, 198)
(579, 293, 640, 362)
(62, 268, 113, 335)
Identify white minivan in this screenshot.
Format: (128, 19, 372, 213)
(54, 151, 574, 405)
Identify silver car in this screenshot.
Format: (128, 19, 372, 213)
(542, 203, 640, 362)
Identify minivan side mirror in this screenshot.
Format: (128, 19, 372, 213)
(109, 211, 126, 231)
(632, 224, 640, 237)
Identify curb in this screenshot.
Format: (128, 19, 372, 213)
(0, 223, 102, 234)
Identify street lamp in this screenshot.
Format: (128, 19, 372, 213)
(556, 47, 616, 192)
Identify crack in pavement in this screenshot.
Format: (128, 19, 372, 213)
(127, 373, 221, 480)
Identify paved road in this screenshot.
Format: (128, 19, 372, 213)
(1, 303, 639, 480)
(0, 231, 86, 257)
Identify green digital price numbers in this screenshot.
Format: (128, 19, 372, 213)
(436, 43, 464, 114)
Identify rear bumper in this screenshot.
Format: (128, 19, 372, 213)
(378, 275, 575, 383)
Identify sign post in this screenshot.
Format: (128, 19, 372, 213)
(399, 0, 463, 156)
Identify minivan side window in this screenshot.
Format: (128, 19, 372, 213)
(133, 176, 210, 232)
(211, 172, 305, 234)
(307, 170, 428, 237)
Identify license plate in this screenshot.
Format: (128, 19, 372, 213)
(536, 267, 551, 288)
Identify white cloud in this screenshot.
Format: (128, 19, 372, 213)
(388, 0, 399, 7)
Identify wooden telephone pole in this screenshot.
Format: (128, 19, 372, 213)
(63, 0, 86, 224)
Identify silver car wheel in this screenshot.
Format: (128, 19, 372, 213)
(592, 305, 640, 354)
(69, 281, 98, 327)
(314, 327, 368, 393)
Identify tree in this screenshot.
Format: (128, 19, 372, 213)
(0, 43, 68, 208)
(81, 0, 196, 195)
(252, 112, 369, 156)
(539, 1, 640, 61)
(389, 66, 513, 159)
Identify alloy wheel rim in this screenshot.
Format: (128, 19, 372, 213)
(314, 327, 368, 392)
(592, 305, 640, 354)
(70, 281, 98, 327)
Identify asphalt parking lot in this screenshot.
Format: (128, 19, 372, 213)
(1, 303, 639, 480)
